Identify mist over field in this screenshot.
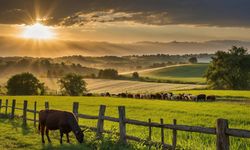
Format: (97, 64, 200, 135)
(0, 36, 250, 57)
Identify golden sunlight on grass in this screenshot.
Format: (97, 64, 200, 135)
(21, 23, 55, 40)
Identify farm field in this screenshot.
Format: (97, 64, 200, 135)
(34, 78, 206, 94)
(138, 64, 208, 84)
(84, 79, 205, 94)
(0, 96, 250, 150)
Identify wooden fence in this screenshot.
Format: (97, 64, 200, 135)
(0, 99, 250, 150)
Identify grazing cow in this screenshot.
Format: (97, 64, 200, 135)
(162, 93, 168, 100)
(39, 110, 84, 144)
(179, 93, 185, 100)
(150, 94, 157, 99)
(127, 93, 133, 98)
(197, 94, 206, 102)
(185, 94, 193, 101)
(134, 94, 141, 99)
(207, 95, 216, 101)
(165, 93, 173, 100)
(118, 93, 127, 98)
(85, 93, 93, 96)
(105, 92, 111, 97)
(171, 94, 180, 100)
(156, 93, 162, 100)
(190, 95, 197, 101)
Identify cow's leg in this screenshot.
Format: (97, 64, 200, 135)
(41, 125, 45, 144)
(60, 129, 64, 144)
(66, 133, 70, 143)
(45, 128, 51, 143)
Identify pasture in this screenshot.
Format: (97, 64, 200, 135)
(35, 78, 205, 94)
(173, 90, 250, 101)
(139, 64, 208, 84)
(0, 96, 250, 149)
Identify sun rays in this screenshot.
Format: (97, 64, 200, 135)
(21, 23, 56, 40)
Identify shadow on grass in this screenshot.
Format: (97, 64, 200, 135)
(42, 144, 91, 150)
(41, 140, 137, 150)
(0, 115, 32, 135)
(217, 96, 250, 103)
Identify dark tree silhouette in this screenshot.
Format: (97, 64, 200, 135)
(6, 72, 45, 95)
(58, 73, 87, 96)
(132, 72, 139, 79)
(98, 69, 118, 79)
(205, 46, 250, 89)
(188, 57, 198, 64)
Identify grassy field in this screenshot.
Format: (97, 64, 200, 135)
(34, 78, 205, 94)
(139, 64, 208, 84)
(173, 90, 250, 100)
(84, 79, 205, 93)
(0, 96, 250, 150)
(0, 78, 205, 94)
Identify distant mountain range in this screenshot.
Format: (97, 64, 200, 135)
(1, 36, 250, 57)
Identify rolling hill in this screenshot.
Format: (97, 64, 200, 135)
(139, 64, 209, 83)
(0, 36, 250, 57)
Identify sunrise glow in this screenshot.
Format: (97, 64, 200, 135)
(21, 23, 55, 40)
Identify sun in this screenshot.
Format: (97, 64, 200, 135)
(21, 23, 55, 40)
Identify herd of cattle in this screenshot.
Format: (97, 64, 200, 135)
(97, 92, 216, 102)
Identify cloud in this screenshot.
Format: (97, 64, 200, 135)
(0, 0, 250, 27)
(59, 10, 170, 26)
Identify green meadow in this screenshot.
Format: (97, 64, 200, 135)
(0, 96, 250, 150)
(174, 90, 250, 100)
(140, 64, 208, 84)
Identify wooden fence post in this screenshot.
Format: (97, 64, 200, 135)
(23, 100, 28, 125)
(160, 118, 165, 146)
(0, 99, 2, 112)
(148, 118, 152, 149)
(5, 99, 8, 115)
(72, 102, 79, 121)
(118, 106, 127, 144)
(10, 99, 16, 119)
(216, 119, 229, 150)
(34, 101, 37, 126)
(172, 119, 177, 150)
(96, 105, 106, 138)
(45, 101, 49, 110)
(148, 118, 152, 141)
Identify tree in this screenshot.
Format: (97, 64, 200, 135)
(205, 46, 250, 89)
(98, 69, 118, 79)
(188, 57, 198, 64)
(6, 72, 45, 95)
(0, 85, 6, 95)
(58, 73, 87, 96)
(132, 72, 139, 79)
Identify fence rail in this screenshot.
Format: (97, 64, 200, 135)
(0, 99, 249, 150)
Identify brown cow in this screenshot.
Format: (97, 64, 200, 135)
(197, 94, 206, 101)
(39, 110, 84, 144)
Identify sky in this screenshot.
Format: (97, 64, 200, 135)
(0, 0, 250, 56)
